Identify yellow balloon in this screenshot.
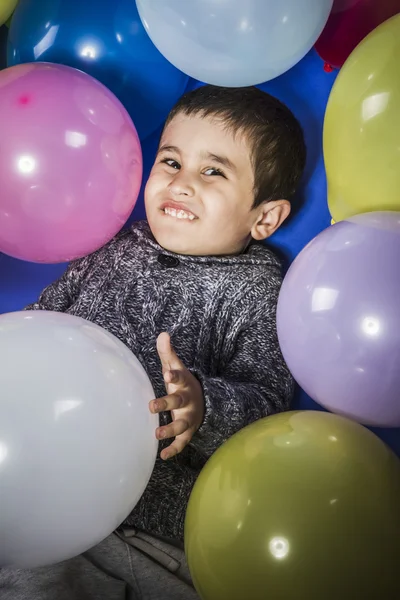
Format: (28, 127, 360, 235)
(0, 0, 18, 25)
(323, 14, 400, 222)
(185, 411, 400, 600)
(0, 0, 17, 26)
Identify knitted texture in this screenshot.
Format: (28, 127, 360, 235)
(25, 221, 294, 541)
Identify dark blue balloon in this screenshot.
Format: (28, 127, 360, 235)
(7, 0, 188, 140)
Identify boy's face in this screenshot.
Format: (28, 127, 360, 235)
(144, 113, 259, 256)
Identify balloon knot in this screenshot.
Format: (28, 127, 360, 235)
(323, 62, 334, 73)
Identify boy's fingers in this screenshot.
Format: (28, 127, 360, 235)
(161, 432, 193, 460)
(164, 369, 187, 386)
(149, 393, 188, 414)
(157, 332, 183, 371)
(156, 419, 190, 440)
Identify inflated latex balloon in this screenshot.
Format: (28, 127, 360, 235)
(0, 62, 142, 263)
(277, 212, 400, 427)
(315, 0, 400, 68)
(323, 14, 400, 221)
(185, 410, 400, 600)
(136, 0, 333, 86)
(0, 310, 158, 569)
(7, 0, 188, 140)
(0, 0, 17, 26)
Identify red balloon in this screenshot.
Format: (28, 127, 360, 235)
(315, 0, 400, 68)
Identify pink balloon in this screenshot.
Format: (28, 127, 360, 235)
(0, 63, 142, 263)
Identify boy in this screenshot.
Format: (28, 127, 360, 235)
(1, 85, 306, 599)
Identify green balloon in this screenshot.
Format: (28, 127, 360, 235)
(185, 411, 400, 600)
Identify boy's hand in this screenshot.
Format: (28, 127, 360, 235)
(149, 332, 204, 460)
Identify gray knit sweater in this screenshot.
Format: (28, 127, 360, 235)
(26, 220, 293, 541)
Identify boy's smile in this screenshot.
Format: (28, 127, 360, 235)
(145, 113, 258, 256)
(160, 200, 197, 221)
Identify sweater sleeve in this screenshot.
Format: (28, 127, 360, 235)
(24, 254, 95, 312)
(190, 288, 294, 459)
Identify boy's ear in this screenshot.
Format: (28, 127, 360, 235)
(251, 200, 291, 241)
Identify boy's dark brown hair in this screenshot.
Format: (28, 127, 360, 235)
(164, 85, 306, 209)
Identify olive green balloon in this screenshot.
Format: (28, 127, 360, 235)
(323, 13, 400, 221)
(0, 0, 17, 27)
(185, 411, 400, 600)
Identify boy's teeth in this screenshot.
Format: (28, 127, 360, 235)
(164, 207, 195, 220)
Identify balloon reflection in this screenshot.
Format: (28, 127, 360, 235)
(0, 441, 8, 465)
(361, 316, 381, 337)
(65, 131, 87, 148)
(54, 398, 83, 421)
(311, 287, 339, 312)
(361, 92, 390, 122)
(268, 536, 290, 560)
(32, 25, 59, 59)
(79, 42, 101, 60)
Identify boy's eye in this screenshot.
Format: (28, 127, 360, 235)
(203, 167, 226, 178)
(162, 158, 180, 170)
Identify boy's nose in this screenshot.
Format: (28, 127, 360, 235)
(168, 170, 195, 197)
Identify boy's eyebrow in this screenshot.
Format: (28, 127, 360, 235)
(203, 152, 237, 173)
(157, 144, 180, 155)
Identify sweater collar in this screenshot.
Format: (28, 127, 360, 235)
(130, 220, 281, 269)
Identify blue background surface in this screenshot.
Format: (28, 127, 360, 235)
(0, 22, 398, 455)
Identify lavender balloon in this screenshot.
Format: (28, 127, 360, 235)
(277, 212, 400, 428)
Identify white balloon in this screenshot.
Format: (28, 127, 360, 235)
(0, 311, 158, 568)
(137, 0, 333, 86)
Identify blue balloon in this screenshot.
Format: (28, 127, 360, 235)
(136, 0, 333, 87)
(7, 0, 188, 140)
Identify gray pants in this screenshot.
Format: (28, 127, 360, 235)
(0, 529, 199, 600)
